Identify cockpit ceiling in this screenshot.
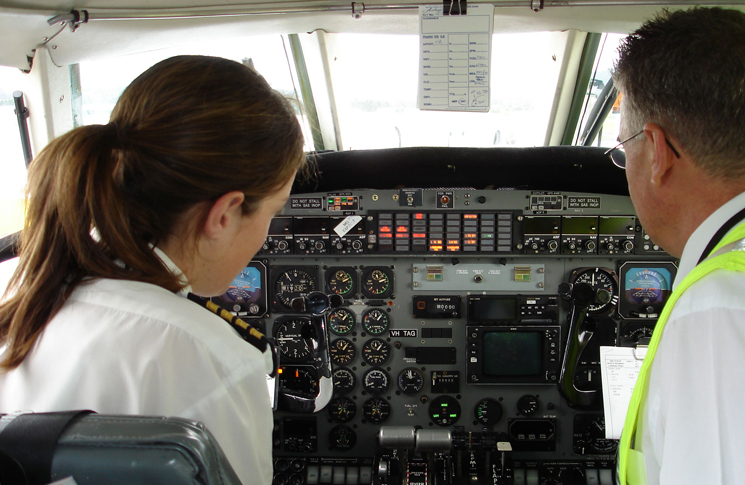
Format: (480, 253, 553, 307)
(3, 1, 743, 70)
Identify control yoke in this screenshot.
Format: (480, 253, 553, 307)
(557, 282, 608, 407)
(277, 292, 342, 413)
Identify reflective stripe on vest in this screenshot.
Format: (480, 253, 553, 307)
(617, 220, 745, 485)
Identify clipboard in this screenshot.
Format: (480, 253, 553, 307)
(599, 345, 647, 439)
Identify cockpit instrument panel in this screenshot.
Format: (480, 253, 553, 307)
(214, 188, 676, 485)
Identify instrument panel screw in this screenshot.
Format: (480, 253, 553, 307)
(372, 194, 379, 201)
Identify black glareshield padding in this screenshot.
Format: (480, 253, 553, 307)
(296, 146, 628, 195)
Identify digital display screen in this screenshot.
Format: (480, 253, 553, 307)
(523, 216, 561, 235)
(470, 298, 517, 321)
(561, 216, 598, 235)
(293, 217, 330, 235)
(482, 332, 542, 376)
(268, 217, 292, 236)
(599, 216, 635, 235)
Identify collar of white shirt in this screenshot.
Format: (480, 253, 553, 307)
(675, 190, 745, 289)
(151, 245, 193, 297)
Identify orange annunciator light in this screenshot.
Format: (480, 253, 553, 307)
(379, 226, 392, 233)
(396, 226, 409, 233)
(464, 214, 478, 219)
(415, 213, 424, 220)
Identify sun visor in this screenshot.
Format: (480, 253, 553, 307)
(31, 9, 419, 68)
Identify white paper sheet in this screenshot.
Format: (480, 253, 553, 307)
(418, 4, 494, 112)
(600, 345, 647, 439)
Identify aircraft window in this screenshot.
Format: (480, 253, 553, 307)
(77, 36, 314, 150)
(0, 65, 28, 239)
(572, 33, 625, 148)
(326, 32, 567, 150)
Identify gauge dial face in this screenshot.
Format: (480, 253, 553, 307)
(361, 268, 393, 298)
(275, 318, 313, 361)
(363, 397, 391, 424)
(572, 267, 619, 315)
(517, 394, 539, 417)
(332, 367, 356, 395)
(222, 265, 262, 304)
(329, 338, 356, 366)
(624, 268, 672, 305)
(429, 395, 461, 426)
(397, 368, 425, 395)
(327, 268, 355, 296)
(580, 415, 618, 454)
(329, 426, 357, 451)
(275, 269, 317, 309)
(362, 309, 390, 335)
(329, 308, 356, 336)
(328, 396, 356, 423)
(474, 398, 504, 426)
(279, 366, 319, 398)
(362, 338, 391, 366)
(362, 368, 390, 395)
(620, 324, 654, 346)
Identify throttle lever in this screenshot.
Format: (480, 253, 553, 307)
(558, 282, 601, 407)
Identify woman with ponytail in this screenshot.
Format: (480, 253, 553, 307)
(0, 55, 306, 484)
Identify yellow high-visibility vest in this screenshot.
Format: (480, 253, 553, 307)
(617, 221, 745, 484)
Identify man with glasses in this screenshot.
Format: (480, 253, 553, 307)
(610, 7, 745, 485)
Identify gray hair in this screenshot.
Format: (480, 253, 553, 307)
(613, 7, 745, 178)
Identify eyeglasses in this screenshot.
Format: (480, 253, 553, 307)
(604, 129, 681, 169)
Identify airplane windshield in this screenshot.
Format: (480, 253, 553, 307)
(328, 32, 567, 149)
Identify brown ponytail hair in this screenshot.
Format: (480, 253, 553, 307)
(0, 55, 305, 370)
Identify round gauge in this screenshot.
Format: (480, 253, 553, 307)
(362, 309, 390, 335)
(429, 395, 461, 427)
(624, 267, 672, 307)
(362, 368, 390, 395)
(474, 398, 503, 426)
(620, 324, 655, 346)
(275, 318, 313, 361)
(332, 367, 356, 395)
(579, 415, 618, 455)
(329, 426, 357, 451)
(397, 368, 425, 395)
(327, 268, 355, 297)
(329, 338, 356, 366)
(361, 267, 393, 298)
(571, 267, 619, 315)
(328, 396, 356, 423)
(275, 268, 317, 309)
(363, 397, 391, 424)
(361, 338, 391, 366)
(329, 308, 356, 336)
(517, 394, 539, 417)
(279, 366, 318, 398)
(222, 266, 262, 304)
